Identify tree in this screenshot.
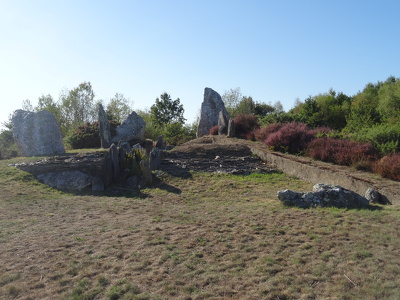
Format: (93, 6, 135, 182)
(106, 93, 133, 123)
(377, 77, 400, 123)
(236, 96, 256, 115)
(21, 99, 34, 112)
(150, 92, 185, 128)
(36, 94, 62, 122)
(59, 82, 97, 135)
(222, 87, 242, 117)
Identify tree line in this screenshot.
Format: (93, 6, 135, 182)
(2, 76, 400, 159)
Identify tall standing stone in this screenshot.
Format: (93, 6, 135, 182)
(197, 88, 230, 138)
(12, 110, 65, 157)
(111, 111, 146, 144)
(98, 104, 111, 148)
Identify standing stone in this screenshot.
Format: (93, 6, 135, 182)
(155, 135, 164, 149)
(218, 111, 229, 135)
(139, 160, 153, 186)
(111, 111, 146, 144)
(98, 104, 111, 148)
(197, 88, 230, 138)
(227, 118, 235, 138)
(109, 144, 120, 182)
(12, 110, 65, 157)
(149, 147, 162, 170)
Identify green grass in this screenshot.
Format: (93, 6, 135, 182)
(0, 157, 400, 299)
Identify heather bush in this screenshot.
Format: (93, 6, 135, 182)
(264, 122, 314, 154)
(209, 125, 219, 135)
(234, 114, 260, 138)
(306, 137, 379, 169)
(373, 154, 400, 181)
(253, 123, 283, 142)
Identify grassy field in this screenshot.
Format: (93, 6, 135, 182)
(1, 157, 400, 299)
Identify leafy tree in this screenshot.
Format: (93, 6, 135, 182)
(21, 99, 34, 112)
(150, 92, 185, 128)
(297, 90, 351, 130)
(254, 102, 275, 116)
(36, 94, 62, 122)
(344, 81, 382, 133)
(106, 93, 133, 123)
(235, 96, 256, 115)
(377, 77, 400, 123)
(59, 82, 97, 135)
(137, 108, 163, 140)
(222, 87, 242, 117)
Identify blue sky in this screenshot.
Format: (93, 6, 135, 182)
(1, 0, 400, 129)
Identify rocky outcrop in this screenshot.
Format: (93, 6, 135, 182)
(12, 110, 65, 157)
(98, 104, 111, 148)
(277, 184, 371, 209)
(197, 88, 230, 138)
(111, 111, 145, 144)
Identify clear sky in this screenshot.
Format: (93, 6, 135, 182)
(1, 0, 400, 130)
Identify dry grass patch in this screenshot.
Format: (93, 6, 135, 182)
(0, 159, 400, 299)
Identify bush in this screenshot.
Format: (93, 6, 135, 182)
(234, 114, 260, 138)
(0, 129, 19, 160)
(253, 123, 283, 142)
(373, 153, 400, 181)
(350, 124, 400, 156)
(67, 121, 119, 149)
(162, 122, 196, 146)
(209, 125, 219, 135)
(306, 137, 379, 169)
(308, 126, 334, 137)
(264, 122, 314, 154)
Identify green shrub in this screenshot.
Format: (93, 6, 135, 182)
(350, 124, 400, 155)
(0, 129, 19, 159)
(66, 121, 119, 149)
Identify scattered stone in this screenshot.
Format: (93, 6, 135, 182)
(218, 111, 229, 135)
(197, 88, 230, 138)
(37, 170, 91, 192)
(12, 109, 65, 157)
(98, 104, 111, 148)
(111, 111, 146, 144)
(365, 188, 385, 204)
(109, 144, 120, 182)
(277, 183, 371, 209)
(227, 118, 235, 138)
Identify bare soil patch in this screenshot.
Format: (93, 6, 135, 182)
(1, 138, 400, 299)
